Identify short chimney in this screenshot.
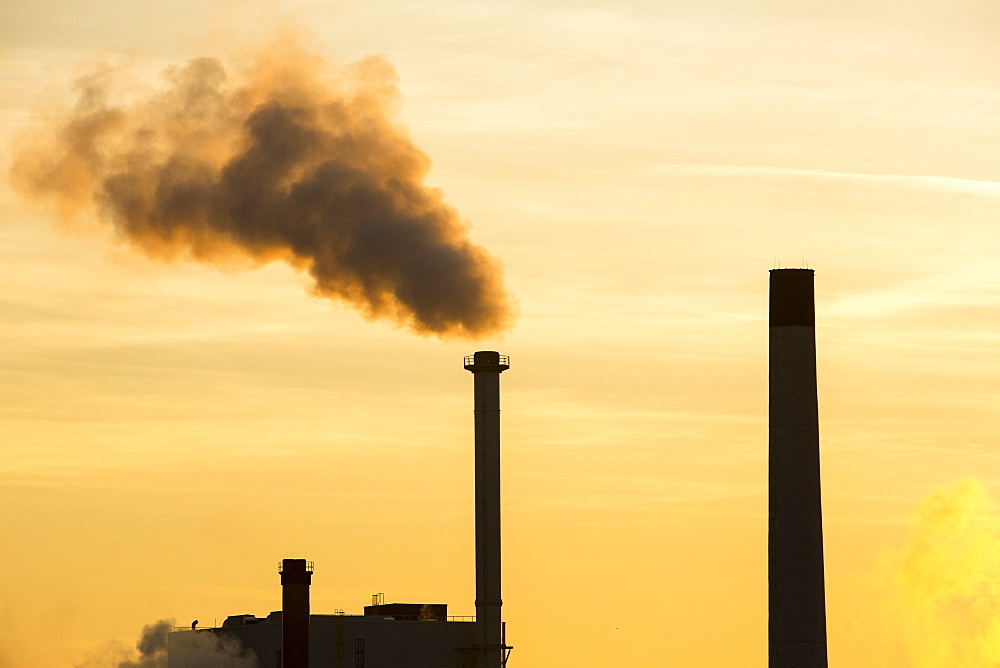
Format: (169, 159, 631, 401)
(280, 558, 313, 668)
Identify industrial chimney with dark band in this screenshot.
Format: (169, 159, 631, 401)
(464, 351, 510, 668)
(280, 558, 313, 668)
(768, 269, 828, 667)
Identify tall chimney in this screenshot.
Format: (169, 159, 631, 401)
(280, 558, 313, 668)
(768, 269, 828, 666)
(464, 351, 509, 668)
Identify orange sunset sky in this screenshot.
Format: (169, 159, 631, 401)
(2, 1, 999, 665)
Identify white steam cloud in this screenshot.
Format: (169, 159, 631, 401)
(77, 619, 256, 668)
(880, 479, 1000, 665)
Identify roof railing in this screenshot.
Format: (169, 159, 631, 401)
(171, 613, 475, 632)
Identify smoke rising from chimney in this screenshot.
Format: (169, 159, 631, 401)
(12, 36, 513, 339)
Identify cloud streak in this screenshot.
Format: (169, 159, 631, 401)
(648, 163, 1000, 196)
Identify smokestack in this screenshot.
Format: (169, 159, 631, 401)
(280, 558, 313, 668)
(464, 351, 509, 668)
(768, 269, 828, 667)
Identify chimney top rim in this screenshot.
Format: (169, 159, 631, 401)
(279, 559, 314, 573)
(464, 351, 509, 372)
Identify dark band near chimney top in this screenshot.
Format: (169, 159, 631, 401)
(769, 269, 815, 327)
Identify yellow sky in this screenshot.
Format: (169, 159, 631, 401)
(1, 1, 999, 665)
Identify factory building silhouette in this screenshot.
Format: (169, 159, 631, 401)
(168, 351, 512, 668)
(168, 270, 830, 666)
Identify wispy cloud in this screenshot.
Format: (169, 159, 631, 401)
(647, 163, 1000, 196)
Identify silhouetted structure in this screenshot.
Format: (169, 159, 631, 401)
(167, 352, 513, 667)
(167, 564, 476, 667)
(280, 559, 312, 667)
(768, 269, 828, 667)
(363, 602, 447, 621)
(464, 351, 512, 668)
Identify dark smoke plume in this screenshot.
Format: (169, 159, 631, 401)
(13, 37, 513, 339)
